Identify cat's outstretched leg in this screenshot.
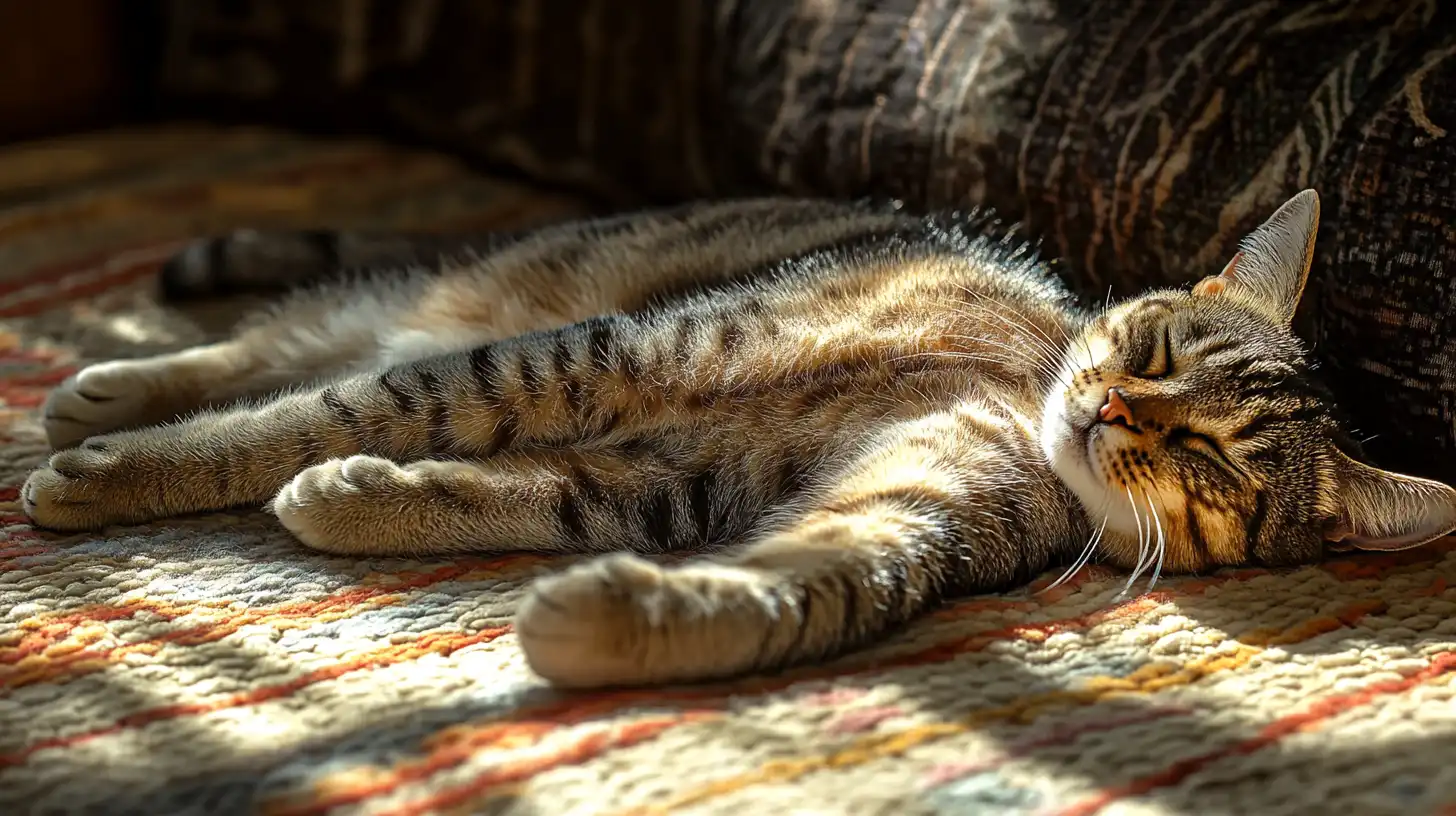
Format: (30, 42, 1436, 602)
(44, 344, 250, 450)
(40, 198, 870, 450)
(22, 288, 838, 531)
(42, 284, 411, 449)
(514, 408, 1078, 688)
(270, 447, 783, 557)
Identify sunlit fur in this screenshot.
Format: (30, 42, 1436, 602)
(21, 192, 1456, 688)
(1043, 290, 1347, 575)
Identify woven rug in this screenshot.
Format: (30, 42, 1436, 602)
(2, 126, 1456, 816)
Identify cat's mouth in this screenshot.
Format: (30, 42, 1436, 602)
(1065, 399, 1102, 452)
(1082, 421, 1104, 463)
(1063, 396, 1134, 486)
(1040, 381, 1133, 509)
(1082, 420, 1119, 484)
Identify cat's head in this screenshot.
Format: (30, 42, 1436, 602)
(1040, 190, 1456, 572)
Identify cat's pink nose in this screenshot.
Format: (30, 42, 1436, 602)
(1098, 388, 1135, 426)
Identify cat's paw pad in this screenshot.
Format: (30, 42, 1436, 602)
(43, 361, 165, 449)
(515, 554, 776, 688)
(22, 443, 135, 530)
(273, 455, 415, 552)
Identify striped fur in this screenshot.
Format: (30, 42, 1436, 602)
(21, 191, 1456, 688)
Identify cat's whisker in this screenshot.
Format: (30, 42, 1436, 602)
(950, 325, 1072, 389)
(1020, 298, 1079, 351)
(1131, 489, 1165, 591)
(940, 329, 1058, 364)
(918, 338, 1049, 367)
(1117, 486, 1148, 600)
(994, 321, 1078, 389)
(946, 298, 1068, 368)
(994, 317, 1068, 374)
(937, 333, 1067, 386)
(931, 320, 1059, 361)
(1035, 306, 1093, 370)
(1037, 307, 1096, 378)
(891, 350, 1008, 364)
(1077, 327, 1097, 372)
(889, 350, 1041, 375)
(1125, 489, 1158, 590)
(888, 349, 1067, 387)
(1145, 491, 1168, 592)
(1090, 286, 1115, 370)
(1043, 509, 1108, 592)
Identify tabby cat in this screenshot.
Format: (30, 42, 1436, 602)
(22, 191, 1456, 688)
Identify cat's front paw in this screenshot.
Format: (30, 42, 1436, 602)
(22, 440, 150, 530)
(515, 554, 779, 688)
(273, 455, 418, 554)
(44, 361, 175, 449)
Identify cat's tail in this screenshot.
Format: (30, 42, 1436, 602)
(158, 229, 502, 300)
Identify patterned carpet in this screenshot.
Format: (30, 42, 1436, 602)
(2, 127, 1456, 816)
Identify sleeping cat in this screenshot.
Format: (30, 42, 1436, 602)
(22, 191, 1456, 688)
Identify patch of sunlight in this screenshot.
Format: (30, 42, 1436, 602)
(105, 314, 174, 345)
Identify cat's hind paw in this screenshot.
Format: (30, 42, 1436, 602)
(515, 553, 783, 688)
(273, 455, 421, 554)
(43, 361, 180, 449)
(23, 439, 151, 530)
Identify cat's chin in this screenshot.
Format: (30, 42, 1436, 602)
(1040, 386, 1123, 527)
(1042, 399, 1173, 553)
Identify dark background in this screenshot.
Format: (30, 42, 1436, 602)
(0, 0, 165, 145)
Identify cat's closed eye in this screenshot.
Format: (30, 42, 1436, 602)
(1166, 427, 1235, 470)
(1141, 325, 1173, 379)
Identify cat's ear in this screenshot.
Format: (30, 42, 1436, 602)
(1192, 189, 1320, 326)
(1325, 451, 1456, 552)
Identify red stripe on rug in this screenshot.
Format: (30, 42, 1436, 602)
(0, 253, 176, 318)
(0, 241, 181, 299)
(0, 626, 513, 769)
(1054, 651, 1456, 816)
(387, 715, 719, 816)
(265, 713, 718, 816)
(0, 557, 540, 687)
(1, 392, 55, 410)
(0, 369, 78, 388)
(0, 552, 543, 645)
